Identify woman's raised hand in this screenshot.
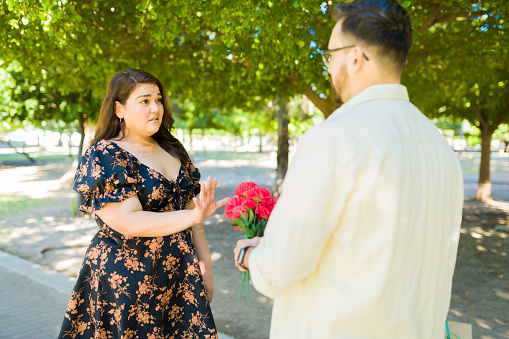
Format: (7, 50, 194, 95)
(192, 177, 230, 225)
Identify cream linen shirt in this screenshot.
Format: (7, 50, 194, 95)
(248, 84, 464, 339)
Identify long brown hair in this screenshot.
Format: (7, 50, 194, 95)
(91, 69, 189, 164)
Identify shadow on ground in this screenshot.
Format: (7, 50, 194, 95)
(0, 150, 508, 338)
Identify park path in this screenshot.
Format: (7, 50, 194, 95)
(0, 148, 508, 338)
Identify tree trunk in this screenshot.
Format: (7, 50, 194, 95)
(273, 96, 289, 196)
(75, 115, 86, 217)
(77, 116, 86, 160)
(258, 131, 263, 153)
(475, 124, 495, 201)
(68, 132, 73, 158)
(188, 128, 194, 158)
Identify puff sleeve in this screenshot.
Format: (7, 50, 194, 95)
(73, 140, 142, 212)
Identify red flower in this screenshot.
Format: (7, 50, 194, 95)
(225, 196, 247, 220)
(256, 198, 278, 220)
(225, 196, 257, 221)
(245, 186, 272, 203)
(225, 182, 278, 300)
(234, 182, 258, 197)
(243, 198, 257, 211)
(256, 205, 271, 220)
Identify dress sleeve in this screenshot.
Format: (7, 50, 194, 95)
(73, 140, 141, 212)
(180, 154, 201, 205)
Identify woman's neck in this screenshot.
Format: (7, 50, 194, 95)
(117, 134, 158, 154)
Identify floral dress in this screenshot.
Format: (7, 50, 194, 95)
(59, 139, 217, 339)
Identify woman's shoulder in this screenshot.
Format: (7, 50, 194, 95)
(85, 139, 120, 154)
(77, 139, 139, 179)
(74, 139, 142, 208)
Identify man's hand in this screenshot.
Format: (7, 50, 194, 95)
(233, 237, 261, 272)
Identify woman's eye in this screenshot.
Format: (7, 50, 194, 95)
(141, 99, 148, 104)
(157, 98, 163, 103)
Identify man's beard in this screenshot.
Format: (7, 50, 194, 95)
(331, 65, 348, 105)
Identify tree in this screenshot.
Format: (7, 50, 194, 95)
(2, 1, 507, 199)
(7, 70, 101, 156)
(403, 1, 509, 201)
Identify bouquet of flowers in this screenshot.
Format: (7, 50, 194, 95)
(224, 182, 278, 300)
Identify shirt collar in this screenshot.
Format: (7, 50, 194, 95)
(329, 83, 409, 119)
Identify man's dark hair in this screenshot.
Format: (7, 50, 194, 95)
(333, 0, 412, 71)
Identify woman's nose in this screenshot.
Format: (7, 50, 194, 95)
(149, 101, 160, 112)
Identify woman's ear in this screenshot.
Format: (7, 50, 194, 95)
(115, 101, 124, 118)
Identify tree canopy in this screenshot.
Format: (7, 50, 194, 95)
(402, 0, 509, 200)
(1, 0, 508, 200)
(0, 1, 334, 111)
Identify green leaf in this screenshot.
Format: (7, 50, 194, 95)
(231, 220, 249, 233)
(240, 211, 248, 225)
(247, 208, 255, 224)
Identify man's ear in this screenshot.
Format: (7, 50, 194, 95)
(350, 46, 368, 74)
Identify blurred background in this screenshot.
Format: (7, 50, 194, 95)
(0, 1, 508, 338)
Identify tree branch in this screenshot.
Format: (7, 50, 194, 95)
(418, 4, 443, 32)
(304, 86, 340, 118)
(435, 10, 494, 25)
(471, 101, 487, 128)
(418, 6, 498, 32)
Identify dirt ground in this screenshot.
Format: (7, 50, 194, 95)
(0, 149, 508, 339)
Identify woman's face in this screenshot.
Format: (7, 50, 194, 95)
(116, 83, 164, 139)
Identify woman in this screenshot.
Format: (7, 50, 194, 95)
(59, 69, 228, 338)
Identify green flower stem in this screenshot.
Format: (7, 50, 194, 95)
(238, 271, 246, 301)
(246, 271, 250, 300)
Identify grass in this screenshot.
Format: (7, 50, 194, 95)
(193, 150, 272, 162)
(0, 194, 48, 216)
(0, 151, 74, 166)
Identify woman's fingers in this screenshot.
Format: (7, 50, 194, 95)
(210, 177, 217, 200)
(193, 177, 228, 224)
(216, 197, 231, 208)
(200, 177, 212, 203)
(200, 182, 207, 203)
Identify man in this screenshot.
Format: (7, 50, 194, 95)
(233, 0, 464, 338)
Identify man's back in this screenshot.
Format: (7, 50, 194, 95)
(315, 84, 463, 337)
(250, 84, 464, 338)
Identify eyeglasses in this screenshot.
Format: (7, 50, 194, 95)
(321, 45, 369, 68)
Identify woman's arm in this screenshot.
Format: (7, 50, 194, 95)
(95, 177, 229, 238)
(187, 200, 214, 302)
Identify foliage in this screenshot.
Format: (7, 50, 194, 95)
(0, 65, 24, 133)
(403, 1, 509, 130)
(0, 1, 334, 114)
(1, 0, 507, 199)
(493, 124, 508, 140)
(7, 70, 101, 133)
(287, 95, 324, 138)
(1, 1, 507, 124)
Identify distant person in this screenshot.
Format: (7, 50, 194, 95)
(59, 69, 228, 338)
(233, 1, 464, 338)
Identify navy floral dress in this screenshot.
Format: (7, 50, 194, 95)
(59, 139, 217, 339)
